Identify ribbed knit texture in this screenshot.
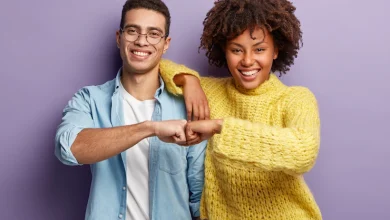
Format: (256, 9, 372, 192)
(159, 59, 322, 220)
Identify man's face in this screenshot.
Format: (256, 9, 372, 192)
(116, 8, 170, 75)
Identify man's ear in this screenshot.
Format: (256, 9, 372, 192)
(116, 30, 121, 48)
(163, 36, 171, 54)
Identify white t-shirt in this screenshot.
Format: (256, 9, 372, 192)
(119, 83, 155, 220)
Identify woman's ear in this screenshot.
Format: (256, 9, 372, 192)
(273, 47, 279, 60)
(222, 43, 227, 52)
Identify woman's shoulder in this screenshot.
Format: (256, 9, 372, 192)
(286, 85, 315, 96)
(200, 76, 232, 89)
(282, 85, 318, 108)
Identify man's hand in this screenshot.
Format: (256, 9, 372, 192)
(174, 74, 210, 121)
(153, 120, 187, 145)
(185, 119, 223, 144)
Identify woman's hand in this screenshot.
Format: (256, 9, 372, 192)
(174, 74, 210, 121)
(185, 119, 223, 145)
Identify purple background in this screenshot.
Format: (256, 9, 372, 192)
(1, 0, 389, 219)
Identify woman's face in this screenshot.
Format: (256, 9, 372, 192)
(225, 27, 278, 90)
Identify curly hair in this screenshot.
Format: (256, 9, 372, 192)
(120, 0, 171, 36)
(200, 0, 302, 74)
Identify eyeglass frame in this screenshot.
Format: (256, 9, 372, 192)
(120, 27, 168, 45)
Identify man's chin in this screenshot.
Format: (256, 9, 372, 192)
(124, 63, 157, 75)
(128, 68, 151, 75)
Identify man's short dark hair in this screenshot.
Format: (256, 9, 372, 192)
(120, 0, 171, 36)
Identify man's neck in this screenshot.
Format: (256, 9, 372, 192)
(121, 66, 160, 101)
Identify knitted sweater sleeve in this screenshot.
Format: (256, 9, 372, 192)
(213, 88, 320, 175)
(159, 59, 200, 95)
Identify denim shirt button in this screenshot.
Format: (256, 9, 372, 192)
(122, 187, 126, 191)
(118, 214, 123, 219)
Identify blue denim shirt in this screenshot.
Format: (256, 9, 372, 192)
(55, 69, 206, 220)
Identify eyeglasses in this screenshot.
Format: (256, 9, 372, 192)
(120, 27, 166, 45)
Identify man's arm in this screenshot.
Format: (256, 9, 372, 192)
(55, 88, 187, 165)
(71, 120, 187, 164)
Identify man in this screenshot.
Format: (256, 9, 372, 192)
(55, 0, 206, 219)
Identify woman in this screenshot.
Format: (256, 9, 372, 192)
(160, 0, 321, 219)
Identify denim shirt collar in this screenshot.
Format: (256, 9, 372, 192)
(114, 67, 165, 99)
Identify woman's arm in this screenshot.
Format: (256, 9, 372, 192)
(186, 88, 320, 175)
(159, 59, 209, 121)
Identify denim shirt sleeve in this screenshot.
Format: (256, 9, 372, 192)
(187, 140, 207, 217)
(55, 88, 94, 166)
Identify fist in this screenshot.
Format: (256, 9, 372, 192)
(154, 120, 187, 145)
(185, 119, 223, 143)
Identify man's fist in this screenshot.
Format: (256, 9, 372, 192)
(153, 120, 187, 145)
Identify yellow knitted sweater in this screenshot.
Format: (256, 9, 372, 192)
(159, 59, 322, 220)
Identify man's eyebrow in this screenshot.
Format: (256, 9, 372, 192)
(123, 24, 164, 33)
(147, 27, 164, 33)
(123, 24, 140, 29)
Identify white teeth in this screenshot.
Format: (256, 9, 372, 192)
(133, 51, 149, 57)
(241, 70, 258, 76)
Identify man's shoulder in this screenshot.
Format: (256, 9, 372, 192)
(77, 78, 116, 98)
(88, 78, 116, 92)
(161, 87, 185, 104)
